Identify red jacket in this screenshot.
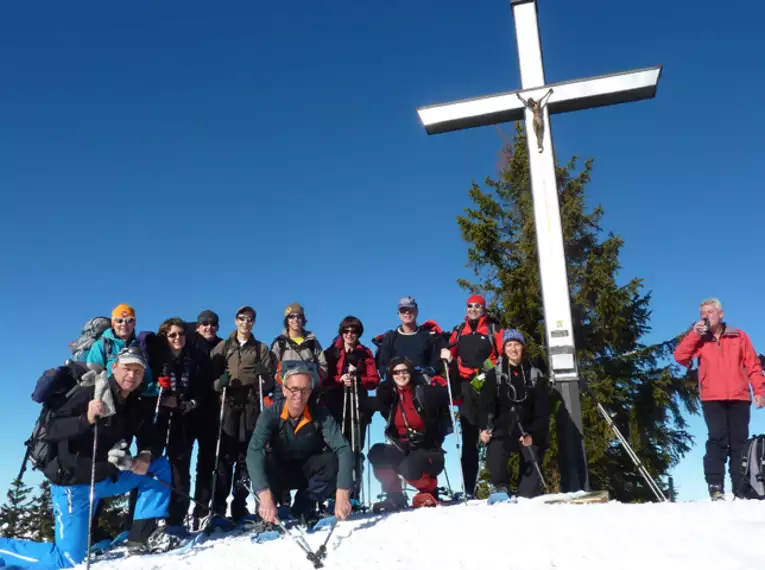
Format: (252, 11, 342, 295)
(322, 337, 380, 391)
(674, 326, 765, 402)
(448, 315, 504, 380)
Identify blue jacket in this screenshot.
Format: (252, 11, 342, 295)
(85, 328, 156, 396)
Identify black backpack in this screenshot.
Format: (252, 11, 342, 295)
(739, 434, 765, 499)
(21, 362, 91, 480)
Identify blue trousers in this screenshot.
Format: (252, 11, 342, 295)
(0, 458, 171, 570)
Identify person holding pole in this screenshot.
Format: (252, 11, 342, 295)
(322, 316, 380, 506)
(210, 306, 275, 522)
(477, 329, 549, 498)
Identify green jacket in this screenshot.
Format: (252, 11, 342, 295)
(246, 400, 353, 493)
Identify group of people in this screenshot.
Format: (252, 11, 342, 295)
(3, 294, 760, 569)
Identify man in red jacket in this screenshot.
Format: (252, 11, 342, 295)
(674, 298, 765, 500)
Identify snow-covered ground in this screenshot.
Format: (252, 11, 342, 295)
(91, 494, 764, 570)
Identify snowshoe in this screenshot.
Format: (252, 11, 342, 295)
(372, 492, 408, 513)
(89, 538, 114, 556)
(311, 515, 337, 532)
(412, 492, 438, 508)
(488, 491, 512, 505)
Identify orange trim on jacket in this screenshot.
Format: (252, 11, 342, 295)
(280, 402, 313, 434)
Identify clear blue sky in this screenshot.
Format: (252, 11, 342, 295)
(1, 0, 763, 502)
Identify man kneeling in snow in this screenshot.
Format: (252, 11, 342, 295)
(247, 362, 353, 526)
(0, 348, 174, 569)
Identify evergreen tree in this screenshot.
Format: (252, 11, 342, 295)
(96, 495, 130, 539)
(0, 477, 33, 538)
(457, 125, 698, 502)
(28, 481, 54, 542)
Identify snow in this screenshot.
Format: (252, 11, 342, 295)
(89, 494, 765, 570)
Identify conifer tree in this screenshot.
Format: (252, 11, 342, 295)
(457, 125, 698, 501)
(28, 481, 54, 542)
(0, 477, 33, 538)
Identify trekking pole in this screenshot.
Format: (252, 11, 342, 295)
(584, 387, 667, 502)
(516, 419, 548, 492)
(366, 422, 372, 509)
(165, 411, 174, 452)
(352, 376, 363, 508)
(85, 422, 99, 570)
(258, 375, 265, 413)
(315, 518, 338, 560)
(153, 386, 164, 424)
(204, 387, 228, 526)
(442, 359, 467, 502)
(252, 495, 324, 568)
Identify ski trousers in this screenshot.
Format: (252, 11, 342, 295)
(702, 400, 750, 492)
(486, 437, 544, 498)
(0, 457, 170, 570)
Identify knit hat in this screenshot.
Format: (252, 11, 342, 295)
(284, 303, 305, 317)
(196, 309, 219, 326)
(111, 304, 136, 320)
(502, 329, 526, 347)
(467, 295, 486, 307)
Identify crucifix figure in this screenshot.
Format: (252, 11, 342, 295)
(517, 88, 553, 153)
(417, 0, 661, 492)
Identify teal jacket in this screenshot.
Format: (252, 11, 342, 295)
(85, 328, 157, 396)
(247, 401, 352, 493)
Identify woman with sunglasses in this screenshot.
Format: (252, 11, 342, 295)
(154, 317, 214, 529)
(322, 316, 380, 502)
(477, 329, 549, 498)
(368, 356, 458, 512)
(443, 294, 505, 499)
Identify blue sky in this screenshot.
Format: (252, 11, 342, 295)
(1, 0, 763, 502)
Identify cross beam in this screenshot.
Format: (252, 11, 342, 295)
(418, 66, 662, 135)
(416, 0, 662, 492)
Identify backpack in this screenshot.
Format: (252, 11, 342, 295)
(22, 362, 92, 478)
(69, 317, 112, 362)
(739, 435, 765, 499)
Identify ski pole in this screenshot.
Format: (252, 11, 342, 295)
(584, 386, 667, 502)
(85, 422, 98, 570)
(315, 518, 338, 560)
(516, 419, 548, 492)
(443, 359, 467, 502)
(352, 376, 363, 508)
(204, 387, 228, 526)
(258, 374, 265, 413)
(253, 494, 324, 568)
(153, 386, 164, 424)
(366, 422, 372, 509)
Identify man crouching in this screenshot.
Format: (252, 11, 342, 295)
(247, 361, 353, 526)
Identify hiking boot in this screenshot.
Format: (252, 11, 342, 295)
(147, 525, 184, 553)
(291, 489, 319, 526)
(372, 492, 408, 513)
(708, 484, 725, 501)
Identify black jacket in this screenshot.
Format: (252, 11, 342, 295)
(43, 377, 162, 486)
(477, 358, 549, 448)
(157, 344, 214, 413)
(377, 379, 452, 452)
(375, 326, 447, 377)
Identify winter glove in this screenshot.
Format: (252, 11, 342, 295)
(179, 399, 197, 415)
(214, 372, 231, 391)
(107, 440, 133, 471)
(157, 376, 172, 391)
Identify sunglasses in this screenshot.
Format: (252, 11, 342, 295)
(284, 385, 312, 396)
(113, 317, 135, 325)
(117, 346, 144, 357)
(199, 322, 218, 328)
(466, 303, 484, 309)
(287, 314, 303, 320)
(167, 332, 185, 339)
(398, 308, 415, 314)
(237, 315, 254, 323)
(343, 328, 359, 335)
(392, 369, 411, 376)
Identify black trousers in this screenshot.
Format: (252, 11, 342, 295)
(213, 404, 260, 520)
(264, 451, 339, 502)
(486, 437, 544, 498)
(368, 444, 445, 484)
(189, 406, 217, 519)
(460, 416, 480, 495)
(326, 388, 369, 497)
(702, 400, 750, 492)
